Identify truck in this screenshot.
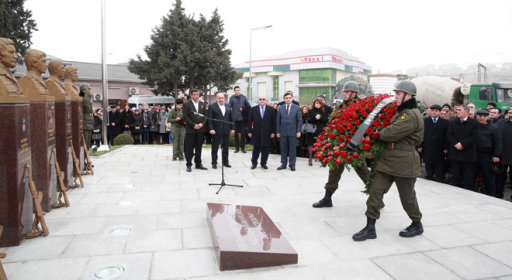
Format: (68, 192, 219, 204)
(411, 76, 512, 110)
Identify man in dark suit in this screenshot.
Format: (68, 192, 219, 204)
(247, 95, 276, 169)
(447, 104, 478, 190)
(183, 89, 208, 172)
(208, 93, 234, 169)
(417, 104, 449, 182)
(276, 91, 302, 171)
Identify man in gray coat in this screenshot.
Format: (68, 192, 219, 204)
(276, 91, 302, 171)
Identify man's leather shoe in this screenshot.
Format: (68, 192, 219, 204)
(186, 166, 192, 172)
(242, 149, 247, 153)
(261, 164, 268, 169)
(223, 163, 232, 168)
(277, 165, 286, 170)
(196, 165, 208, 170)
(251, 164, 257, 169)
(399, 221, 423, 237)
(234, 149, 239, 153)
(212, 163, 217, 169)
(290, 167, 296, 171)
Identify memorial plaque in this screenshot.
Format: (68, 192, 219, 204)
(19, 75, 57, 212)
(0, 101, 34, 247)
(71, 100, 84, 172)
(206, 203, 298, 271)
(55, 100, 74, 187)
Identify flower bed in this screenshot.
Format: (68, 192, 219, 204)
(313, 94, 397, 193)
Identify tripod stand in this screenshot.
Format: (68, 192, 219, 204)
(209, 159, 243, 194)
(195, 112, 243, 193)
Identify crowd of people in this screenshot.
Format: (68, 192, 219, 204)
(418, 101, 512, 199)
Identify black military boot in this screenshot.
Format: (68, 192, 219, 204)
(312, 190, 334, 208)
(399, 220, 423, 237)
(352, 217, 377, 241)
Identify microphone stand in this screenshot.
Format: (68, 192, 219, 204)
(194, 112, 244, 194)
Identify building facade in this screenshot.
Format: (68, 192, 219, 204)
(234, 47, 372, 105)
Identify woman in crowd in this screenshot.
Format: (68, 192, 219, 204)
(305, 98, 329, 165)
(150, 106, 160, 144)
(92, 108, 103, 147)
(142, 107, 152, 144)
(132, 108, 144, 144)
(121, 104, 133, 136)
(158, 107, 170, 144)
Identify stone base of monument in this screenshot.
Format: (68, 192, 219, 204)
(206, 203, 298, 271)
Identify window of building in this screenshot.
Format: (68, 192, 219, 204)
(299, 87, 331, 105)
(299, 69, 333, 84)
(273, 65, 290, 71)
(273, 76, 279, 99)
(344, 65, 353, 72)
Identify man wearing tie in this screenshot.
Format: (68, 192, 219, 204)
(417, 104, 449, 182)
(247, 95, 276, 169)
(208, 93, 234, 169)
(276, 91, 302, 171)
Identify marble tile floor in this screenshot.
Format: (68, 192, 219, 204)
(2, 145, 512, 280)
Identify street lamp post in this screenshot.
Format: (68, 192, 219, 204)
(249, 25, 272, 101)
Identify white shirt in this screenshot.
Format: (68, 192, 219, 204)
(431, 117, 438, 123)
(192, 100, 199, 112)
(218, 103, 225, 116)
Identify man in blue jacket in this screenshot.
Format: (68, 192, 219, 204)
(276, 91, 302, 171)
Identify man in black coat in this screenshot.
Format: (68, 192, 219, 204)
(183, 89, 208, 172)
(247, 95, 276, 169)
(418, 104, 449, 182)
(447, 104, 478, 190)
(475, 109, 502, 196)
(108, 105, 122, 145)
(208, 93, 234, 169)
(496, 109, 512, 198)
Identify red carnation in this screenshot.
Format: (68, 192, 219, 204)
(333, 150, 340, 157)
(328, 133, 335, 139)
(340, 142, 346, 149)
(366, 128, 374, 135)
(335, 158, 341, 165)
(346, 156, 351, 162)
(316, 153, 323, 159)
(352, 152, 359, 159)
(351, 128, 357, 135)
(373, 132, 380, 139)
(363, 144, 371, 151)
(340, 151, 347, 158)
(337, 136, 343, 142)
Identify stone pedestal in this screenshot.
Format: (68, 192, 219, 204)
(29, 102, 57, 212)
(206, 203, 298, 271)
(54, 99, 74, 187)
(71, 100, 84, 173)
(0, 98, 34, 247)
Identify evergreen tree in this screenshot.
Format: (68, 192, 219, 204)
(0, 0, 37, 56)
(128, 0, 238, 97)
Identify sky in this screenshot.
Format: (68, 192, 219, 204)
(24, 0, 512, 73)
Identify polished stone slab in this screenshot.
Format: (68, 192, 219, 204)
(29, 102, 57, 212)
(206, 202, 298, 271)
(0, 103, 33, 247)
(70, 101, 84, 172)
(54, 101, 73, 187)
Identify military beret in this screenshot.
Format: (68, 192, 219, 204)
(476, 109, 489, 115)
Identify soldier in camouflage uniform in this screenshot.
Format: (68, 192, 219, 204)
(168, 98, 186, 160)
(313, 81, 384, 209)
(353, 80, 424, 242)
(80, 83, 94, 149)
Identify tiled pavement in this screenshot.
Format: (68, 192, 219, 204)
(2, 145, 512, 280)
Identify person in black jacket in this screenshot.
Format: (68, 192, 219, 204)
(417, 104, 449, 182)
(132, 109, 144, 144)
(247, 95, 276, 169)
(229, 86, 251, 153)
(304, 98, 328, 165)
(475, 109, 502, 196)
(496, 110, 512, 198)
(447, 104, 478, 191)
(208, 93, 235, 169)
(108, 105, 122, 145)
(183, 89, 208, 172)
